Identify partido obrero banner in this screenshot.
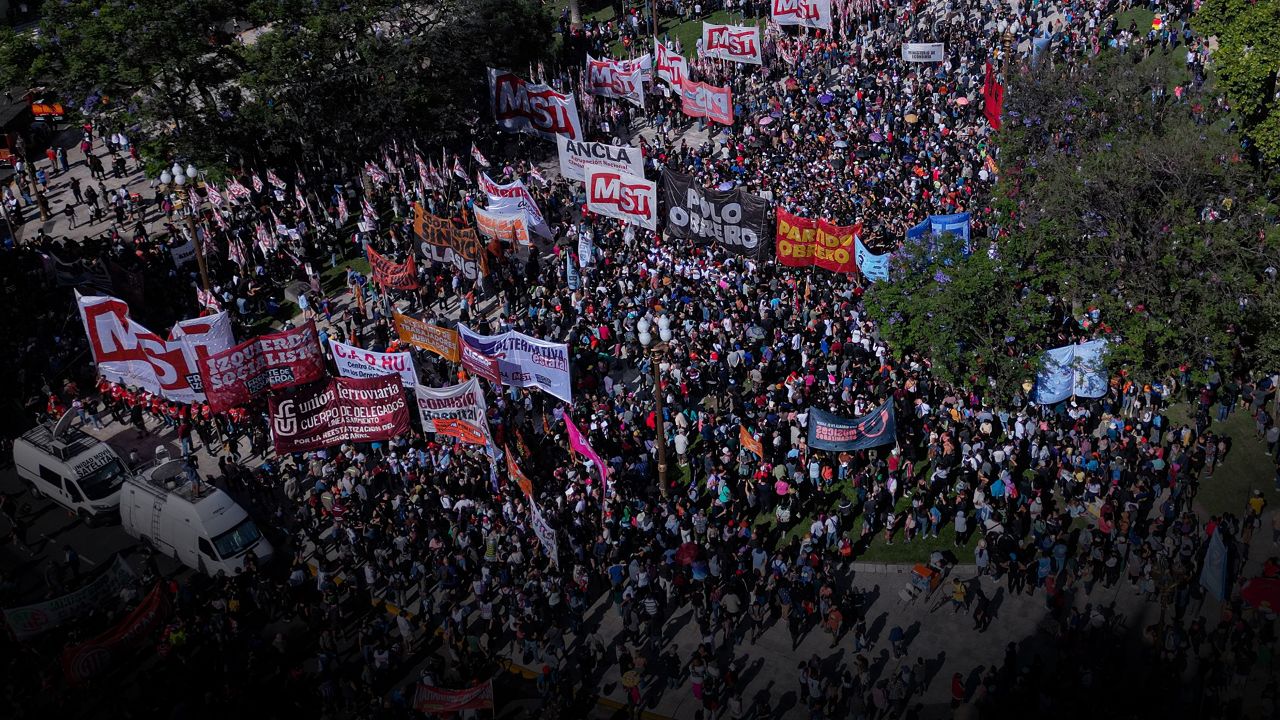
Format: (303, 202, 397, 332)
(556, 135, 645, 183)
(662, 170, 770, 257)
(269, 375, 410, 453)
(806, 401, 897, 452)
(458, 323, 572, 402)
(775, 209, 861, 274)
(199, 321, 328, 412)
(487, 68, 583, 141)
(330, 338, 418, 389)
(414, 378, 492, 446)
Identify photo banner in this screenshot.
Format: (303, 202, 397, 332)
(1032, 339, 1108, 405)
(488, 68, 583, 140)
(585, 166, 658, 231)
(662, 170, 769, 257)
(806, 401, 897, 451)
(901, 43, 945, 62)
(269, 375, 410, 453)
(61, 583, 170, 685)
(4, 555, 136, 640)
(77, 293, 235, 403)
(366, 245, 418, 290)
(774, 209, 860, 273)
(701, 23, 763, 64)
(556, 135, 644, 183)
(414, 378, 492, 446)
(412, 203, 489, 279)
(199, 320, 327, 413)
(330, 338, 419, 389)
(681, 82, 734, 125)
(771, 0, 832, 30)
(393, 312, 460, 362)
(414, 681, 495, 715)
(458, 324, 572, 402)
(855, 237, 891, 281)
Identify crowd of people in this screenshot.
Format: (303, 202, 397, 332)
(3, 0, 1279, 718)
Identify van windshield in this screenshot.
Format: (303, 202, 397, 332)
(211, 518, 262, 559)
(78, 459, 128, 500)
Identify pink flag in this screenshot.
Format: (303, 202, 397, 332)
(564, 413, 610, 497)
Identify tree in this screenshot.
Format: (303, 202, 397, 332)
(1194, 0, 1280, 165)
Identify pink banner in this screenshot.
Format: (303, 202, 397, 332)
(564, 413, 610, 495)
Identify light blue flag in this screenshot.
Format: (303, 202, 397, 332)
(855, 237, 890, 282)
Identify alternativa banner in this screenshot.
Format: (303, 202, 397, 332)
(557, 135, 644, 183)
(775, 209, 861, 273)
(393, 312, 460, 362)
(806, 401, 897, 452)
(269, 375, 410, 453)
(412, 203, 489, 279)
(662, 170, 769, 257)
(199, 320, 327, 412)
(330, 338, 418, 388)
(458, 324, 572, 402)
(488, 68, 583, 141)
(414, 378, 492, 446)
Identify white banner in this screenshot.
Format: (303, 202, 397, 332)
(701, 23, 762, 64)
(413, 378, 492, 443)
(530, 499, 558, 567)
(578, 233, 594, 266)
(585, 166, 658, 231)
(170, 240, 196, 268)
(487, 68, 583, 141)
(77, 293, 235, 403)
(655, 40, 689, 90)
(478, 172, 552, 239)
(771, 0, 833, 30)
(457, 324, 572, 403)
(585, 55, 645, 108)
(901, 43, 945, 62)
(617, 54, 652, 82)
(556, 136, 644, 183)
(330, 338, 418, 388)
(473, 205, 531, 246)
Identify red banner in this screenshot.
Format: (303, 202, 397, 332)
(61, 584, 171, 685)
(681, 82, 734, 125)
(983, 62, 1004, 131)
(199, 321, 328, 412)
(366, 245, 419, 290)
(268, 375, 410, 453)
(460, 341, 501, 385)
(414, 681, 495, 714)
(775, 209, 861, 273)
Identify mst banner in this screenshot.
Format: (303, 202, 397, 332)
(681, 82, 734, 125)
(771, 0, 832, 29)
(393, 312, 460, 362)
(585, 55, 645, 107)
(775, 209, 860, 273)
(269, 375, 410, 453)
(413, 203, 488, 279)
(586, 166, 658, 231)
(806, 401, 896, 452)
(487, 68, 583, 140)
(458, 324, 572, 402)
(557, 135, 644, 183)
(655, 40, 689, 89)
(77, 294, 235, 403)
(662, 170, 769, 257)
(330, 338, 418, 388)
(366, 245, 418, 290)
(414, 378, 492, 445)
(701, 23, 762, 64)
(199, 321, 327, 412)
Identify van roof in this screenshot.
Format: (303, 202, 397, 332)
(19, 422, 102, 460)
(137, 460, 220, 503)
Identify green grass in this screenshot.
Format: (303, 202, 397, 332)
(321, 257, 370, 295)
(1166, 404, 1277, 517)
(555, 1, 765, 57)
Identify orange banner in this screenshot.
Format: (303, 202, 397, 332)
(434, 418, 489, 446)
(740, 425, 764, 458)
(393, 312, 460, 362)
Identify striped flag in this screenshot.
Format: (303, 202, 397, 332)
(206, 183, 224, 207)
(266, 170, 286, 189)
(471, 144, 490, 168)
(251, 174, 264, 193)
(227, 178, 251, 200)
(337, 194, 350, 225)
(528, 166, 547, 186)
(452, 155, 466, 179)
(364, 161, 389, 185)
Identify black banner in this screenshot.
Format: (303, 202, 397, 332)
(662, 170, 770, 257)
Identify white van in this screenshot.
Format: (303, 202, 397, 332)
(119, 460, 273, 576)
(13, 415, 131, 525)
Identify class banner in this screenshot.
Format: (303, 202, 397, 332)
(330, 338, 418, 389)
(806, 401, 896, 451)
(199, 321, 327, 412)
(585, 166, 658, 231)
(901, 43, 945, 62)
(681, 81, 734, 125)
(701, 23, 762, 64)
(412, 203, 489, 280)
(269, 375, 410, 453)
(393, 312, 460, 362)
(488, 68, 583, 141)
(663, 170, 769, 257)
(556, 135, 644, 183)
(366, 245, 418, 290)
(414, 378, 491, 446)
(774, 209, 860, 273)
(458, 324, 572, 403)
(771, 0, 832, 30)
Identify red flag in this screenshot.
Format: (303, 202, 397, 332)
(983, 62, 1004, 131)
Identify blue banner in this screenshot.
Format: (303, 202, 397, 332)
(854, 237, 890, 282)
(904, 213, 972, 258)
(807, 401, 896, 451)
(566, 252, 580, 290)
(1032, 339, 1108, 405)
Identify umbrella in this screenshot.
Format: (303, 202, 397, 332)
(1242, 577, 1280, 612)
(955, 97, 969, 106)
(785, 77, 798, 90)
(771, 110, 782, 118)
(675, 542, 702, 566)
(818, 93, 834, 105)
(905, 113, 919, 123)
(833, 140, 848, 148)
(902, 154, 916, 163)
(759, 116, 774, 126)
(869, 132, 883, 143)
(622, 671, 641, 688)
(717, 181, 735, 191)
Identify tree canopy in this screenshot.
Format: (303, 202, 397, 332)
(1194, 0, 1280, 165)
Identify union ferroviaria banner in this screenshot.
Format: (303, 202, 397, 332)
(413, 203, 489, 279)
(393, 311, 460, 362)
(414, 378, 492, 446)
(77, 293, 236, 403)
(458, 323, 572, 402)
(330, 338, 418, 389)
(269, 374, 410, 453)
(771, 0, 832, 30)
(681, 81, 734, 125)
(585, 166, 658, 231)
(701, 23, 762, 64)
(901, 42, 945, 62)
(199, 320, 327, 412)
(806, 400, 896, 452)
(366, 244, 418, 290)
(655, 39, 689, 90)
(488, 68, 583, 141)
(774, 209, 861, 273)
(585, 55, 645, 107)
(662, 170, 770, 257)
(557, 135, 644, 183)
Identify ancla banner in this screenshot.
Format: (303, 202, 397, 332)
(414, 378, 492, 446)
(269, 375, 410, 453)
(78, 293, 235, 403)
(458, 324, 572, 402)
(655, 40, 689, 90)
(774, 209, 861, 273)
(487, 68, 583, 140)
(681, 82, 734, 125)
(806, 401, 896, 452)
(62, 584, 170, 685)
(393, 312, 460, 362)
(414, 681, 495, 714)
(771, 0, 832, 30)
(701, 23, 762, 64)
(585, 166, 658, 231)
(662, 170, 769, 257)
(199, 321, 327, 413)
(902, 43, 945, 62)
(557, 135, 644, 183)
(585, 55, 645, 107)
(330, 338, 418, 389)
(366, 245, 418, 290)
